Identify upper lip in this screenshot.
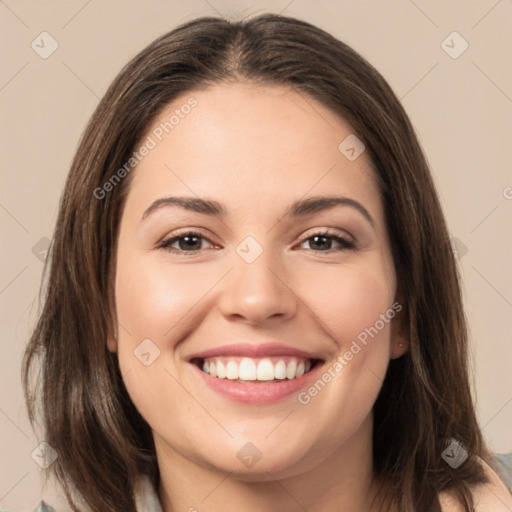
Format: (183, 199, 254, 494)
(187, 342, 324, 361)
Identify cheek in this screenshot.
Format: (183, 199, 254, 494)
(113, 256, 212, 429)
(112, 252, 206, 392)
(294, 260, 395, 413)
(114, 255, 214, 347)
(304, 260, 395, 347)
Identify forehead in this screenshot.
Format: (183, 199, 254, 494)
(125, 81, 382, 223)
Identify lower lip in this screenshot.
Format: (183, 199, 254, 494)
(191, 362, 323, 404)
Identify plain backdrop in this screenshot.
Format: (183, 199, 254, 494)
(1, 1, 511, 510)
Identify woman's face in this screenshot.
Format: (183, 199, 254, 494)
(112, 81, 407, 479)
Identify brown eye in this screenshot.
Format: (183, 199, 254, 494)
(298, 231, 355, 252)
(159, 232, 215, 254)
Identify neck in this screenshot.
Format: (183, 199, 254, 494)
(156, 414, 384, 512)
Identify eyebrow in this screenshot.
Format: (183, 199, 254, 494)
(141, 195, 375, 226)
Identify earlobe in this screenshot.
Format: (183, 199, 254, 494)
(107, 336, 118, 353)
(107, 322, 118, 353)
(390, 290, 409, 359)
(390, 339, 409, 359)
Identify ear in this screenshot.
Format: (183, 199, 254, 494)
(107, 322, 118, 353)
(389, 289, 409, 359)
(107, 335, 118, 353)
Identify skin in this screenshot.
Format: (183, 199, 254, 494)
(440, 459, 512, 512)
(109, 81, 411, 512)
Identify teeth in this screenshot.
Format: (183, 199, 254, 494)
(257, 359, 274, 380)
(200, 356, 314, 381)
(274, 360, 287, 380)
(217, 361, 226, 379)
(286, 360, 297, 379)
(226, 361, 238, 380)
(239, 358, 257, 380)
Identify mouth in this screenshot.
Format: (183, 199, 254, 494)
(190, 357, 324, 404)
(190, 356, 323, 383)
(187, 342, 326, 403)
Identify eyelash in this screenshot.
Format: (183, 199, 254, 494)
(157, 229, 356, 255)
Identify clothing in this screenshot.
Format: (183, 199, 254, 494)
(494, 452, 512, 492)
(0, 476, 161, 512)
(3, 453, 511, 512)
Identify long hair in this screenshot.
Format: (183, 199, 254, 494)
(23, 13, 492, 512)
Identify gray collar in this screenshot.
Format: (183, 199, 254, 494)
(134, 475, 163, 512)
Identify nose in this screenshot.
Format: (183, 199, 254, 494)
(216, 244, 298, 326)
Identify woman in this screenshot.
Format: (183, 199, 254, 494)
(20, 13, 512, 512)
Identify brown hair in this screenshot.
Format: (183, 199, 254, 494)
(23, 13, 493, 512)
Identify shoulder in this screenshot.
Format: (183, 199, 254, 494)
(439, 456, 512, 511)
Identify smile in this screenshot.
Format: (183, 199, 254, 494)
(197, 356, 316, 381)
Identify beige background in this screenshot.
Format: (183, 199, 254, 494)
(1, 0, 511, 510)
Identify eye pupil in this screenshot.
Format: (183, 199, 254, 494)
(179, 235, 201, 251)
(310, 235, 332, 251)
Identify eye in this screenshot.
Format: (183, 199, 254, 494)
(157, 229, 355, 255)
(158, 231, 218, 254)
(296, 230, 355, 252)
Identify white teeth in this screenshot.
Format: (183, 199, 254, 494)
(217, 361, 226, 379)
(286, 360, 297, 379)
(201, 356, 315, 381)
(274, 360, 287, 380)
(239, 358, 257, 380)
(257, 359, 274, 380)
(226, 361, 238, 380)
